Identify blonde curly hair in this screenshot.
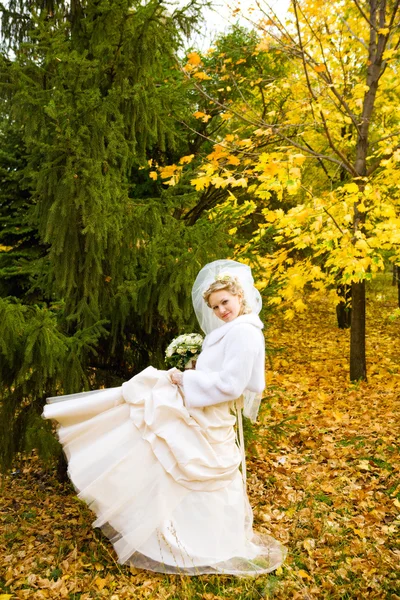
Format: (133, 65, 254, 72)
(202, 275, 252, 315)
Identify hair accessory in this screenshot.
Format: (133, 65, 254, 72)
(215, 273, 238, 284)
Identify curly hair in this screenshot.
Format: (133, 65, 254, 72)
(202, 276, 252, 315)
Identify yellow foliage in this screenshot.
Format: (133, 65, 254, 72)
(159, 165, 179, 179)
(294, 299, 307, 312)
(187, 51, 202, 66)
(175, 0, 400, 313)
(193, 111, 210, 121)
(264, 210, 278, 223)
(193, 72, 212, 81)
(190, 175, 211, 191)
(179, 154, 195, 165)
(256, 38, 270, 52)
(227, 155, 240, 166)
(210, 176, 228, 188)
(292, 154, 307, 166)
(207, 145, 227, 161)
(231, 177, 248, 188)
(344, 183, 359, 193)
(3, 287, 399, 600)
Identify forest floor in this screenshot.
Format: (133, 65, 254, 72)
(0, 275, 399, 600)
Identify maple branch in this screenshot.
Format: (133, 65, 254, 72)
(228, 72, 268, 125)
(292, 0, 318, 112)
(323, 85, 361, 135)
(207, 120, 226, 138)
(339, 16, 368, 49)
(271, 4, 362, 134)
(353, 2, 392, 178)
(388, 0, 400, 28)
(318, 110, 358, 176)
(186, 77, 261, 129)
(256, 78, 269, 122)
(184, 185, 227, 225)
(178, 111, 353, 183)
(290, 0, 362, 154)
(173, 117, 221, 147)
(367, 143, 400, 176)
(303, 141, 334, 182)
(270, 127, 354, 173)
(351, 0, 377, 30)
(379, 0, 386, 29)
(323, 207, 345, 235)
(374, 129, 400, 144)
(254, 0, 299, 47)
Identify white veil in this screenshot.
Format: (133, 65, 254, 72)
(191, 259, 263, 422)
(192, 259, 262, 335)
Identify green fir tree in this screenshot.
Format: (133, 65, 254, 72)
(0, 0, 238, 472)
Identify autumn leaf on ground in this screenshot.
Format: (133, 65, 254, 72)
(0, 277, 399, 599)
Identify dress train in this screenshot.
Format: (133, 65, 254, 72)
(43, 367, 286, 575)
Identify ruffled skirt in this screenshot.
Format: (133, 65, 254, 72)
(43, 367, 286, 576)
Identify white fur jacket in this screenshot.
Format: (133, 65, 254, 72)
(182, 313, 265, 409)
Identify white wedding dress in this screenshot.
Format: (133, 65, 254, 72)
(44, 366, 286, 576)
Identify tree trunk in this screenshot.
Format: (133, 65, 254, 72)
(397, 266, 400, 308)
(350, 281, 367, 381)
(336, 283, 352, 329)
(56, 453, 69, 483)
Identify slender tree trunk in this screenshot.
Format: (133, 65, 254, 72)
(336, 283, 352, 329)
(350, 281, 367, 381)
(56, 453, 69, 483)
(348, 0, 391, 381)
(397, 266, 400, 308)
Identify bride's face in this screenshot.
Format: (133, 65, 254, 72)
(208, 289, 242, 323)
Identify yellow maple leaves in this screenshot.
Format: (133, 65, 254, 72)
(193, 72, 212, 81)
(183, 51, 213, 81)
(158, 164, 182, 186)
(190, 174, 211, 191)
(179, 154, 194, 165)
(147, 155, 195, 185)
(193, 111, 211, 122)
(190, 173, 248, 191)
(186, 51, 202, 66)
(149, 0, 400, 330)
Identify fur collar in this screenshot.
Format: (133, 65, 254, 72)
(203, 313, 264, 348)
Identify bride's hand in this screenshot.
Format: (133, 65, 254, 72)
(170, 370, 184, 386)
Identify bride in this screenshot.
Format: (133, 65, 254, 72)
(43, 259, 286, 576)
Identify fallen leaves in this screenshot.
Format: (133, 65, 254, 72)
(0, 277, 399, 598)
(247, 275, 400, 597)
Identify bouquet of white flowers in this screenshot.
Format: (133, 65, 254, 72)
(165, 333, 204, 370)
